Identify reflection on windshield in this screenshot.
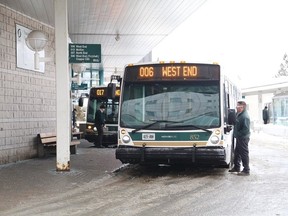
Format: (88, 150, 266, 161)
(120, 82, 220, 130)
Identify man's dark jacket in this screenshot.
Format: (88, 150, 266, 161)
(95, 109, 105, 126)
(234, 109, 250, 139)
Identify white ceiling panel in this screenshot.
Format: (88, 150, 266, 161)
(0, 0, 207, 75)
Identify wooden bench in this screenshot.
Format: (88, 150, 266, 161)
(37, 132, 83, 158)
(72, 131, 83, 139)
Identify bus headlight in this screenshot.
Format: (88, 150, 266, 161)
(93, 127, 97, 131)
(210, 135, 220, 144)
(122, 135, 130, 143)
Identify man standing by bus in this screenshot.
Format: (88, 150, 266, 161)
(72, 108, 77, 130)
(229, 100, 251, 176)
(94, 104, 106, 148)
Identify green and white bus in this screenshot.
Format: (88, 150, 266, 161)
(85, 85, 120, 146)
(116, 62, 240, 167)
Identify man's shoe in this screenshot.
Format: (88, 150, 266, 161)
(238, 171, 250, 176)
(94, 144, 105, 148)
(228, 168, 240, 173)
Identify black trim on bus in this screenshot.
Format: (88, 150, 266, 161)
(85, 132, 117, 145)
(115, 145, 228, 166)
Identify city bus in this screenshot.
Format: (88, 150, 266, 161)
(85, 85, 120, 147)
(115, 62, 240, 167)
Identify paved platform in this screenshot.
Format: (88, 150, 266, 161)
(0, 140, 122, 213)
(0, 124, 286, 214)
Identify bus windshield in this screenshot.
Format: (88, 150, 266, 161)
(87, 98, 119, 124)
(120, 81, 220, 130)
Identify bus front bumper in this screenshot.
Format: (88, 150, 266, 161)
(115, 145, 228, 166)
(85, 131, 117, 144)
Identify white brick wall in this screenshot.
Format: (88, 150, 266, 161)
(0, 5, 57, 164)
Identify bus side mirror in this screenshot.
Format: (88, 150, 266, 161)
(228, 109, 236, 125)
(107, 83, 116, 99)
(78, 97, 83, 107)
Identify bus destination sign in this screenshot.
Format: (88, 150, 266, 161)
(91, 87, 120, 97)
(69, 44, 101, 63)
(125, 63, 220, 81)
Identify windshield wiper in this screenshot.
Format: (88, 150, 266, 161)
(131, 120, 181, 134)
(166, 124, 212, 133)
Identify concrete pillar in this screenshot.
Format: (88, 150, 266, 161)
(54, 0, 71, 171)
(257, 93, 263, 123)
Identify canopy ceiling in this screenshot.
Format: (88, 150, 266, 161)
(0, 0, 206, 77)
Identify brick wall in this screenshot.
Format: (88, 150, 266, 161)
(0, 4, 56, 164)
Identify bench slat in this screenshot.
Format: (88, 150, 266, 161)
(39, 132, 57, 138)
(41, 139, 80, 146)
(71, 140, 80, 145)
(39, 132, 83, 139)
(41, 137, 57, 145)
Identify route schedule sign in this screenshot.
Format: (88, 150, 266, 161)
(69, 44, 101, 63)
(71, 82, 88, 90)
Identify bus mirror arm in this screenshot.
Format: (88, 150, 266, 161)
(78, 97, 84, 107)
(224, 125, 233, 133)
(107, 83, 116, 99)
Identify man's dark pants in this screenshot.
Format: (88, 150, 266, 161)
(96, 125, 104, 147)
(234, 137, 250, 172)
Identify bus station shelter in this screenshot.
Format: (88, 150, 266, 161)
(0, 0, 207, 167)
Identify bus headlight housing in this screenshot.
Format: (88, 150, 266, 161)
(122, 135, 130, 143)
(210, 135, 220, 144)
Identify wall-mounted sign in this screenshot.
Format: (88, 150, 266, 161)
(71, 82, 88, 90)
(16, 24, 45, 72)
(69, 44, 101, 63)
